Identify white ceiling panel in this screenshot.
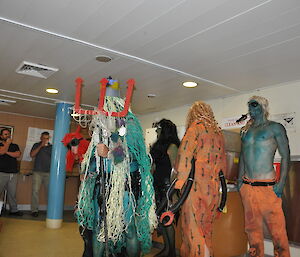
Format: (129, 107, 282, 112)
(93, 0, 186, 48)
(126, 0, 269, 57)
(198, 36, 300, 90)
(70, 0, 145, 42)
(0, 0, 300, 119)
(0, 0, 36, 20)
(112, 0, 238, 55)
(154, 13, 300, 78)
(141, 0, 297, 66)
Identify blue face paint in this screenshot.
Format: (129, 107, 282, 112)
(248, 100, 263, 120)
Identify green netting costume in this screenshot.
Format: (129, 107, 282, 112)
(75, 96, 157, 257)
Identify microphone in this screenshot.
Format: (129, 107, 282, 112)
(236, 114, 248, 123)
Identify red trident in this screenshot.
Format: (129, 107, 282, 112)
(74, 77, 134, 117)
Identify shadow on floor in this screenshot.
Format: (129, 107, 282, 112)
(0, 210, 76, 222)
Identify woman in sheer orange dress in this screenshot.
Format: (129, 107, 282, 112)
(174, 101, 226, 257)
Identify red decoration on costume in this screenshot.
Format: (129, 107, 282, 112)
(73, 77, 134, 117)
(62, 126, 90, 172)
(159, 211, 175, 226)
(75, 77, 83, 110)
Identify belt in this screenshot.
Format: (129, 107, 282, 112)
(242, 179, 276, 186)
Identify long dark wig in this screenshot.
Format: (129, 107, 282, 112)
(150, 119, 180, 158)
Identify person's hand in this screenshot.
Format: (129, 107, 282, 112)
(273, 183, 283, 198)
(97, 144, 109, 157)
(41, 138, 49, 146)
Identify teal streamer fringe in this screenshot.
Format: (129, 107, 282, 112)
(75, 102, 155, 255)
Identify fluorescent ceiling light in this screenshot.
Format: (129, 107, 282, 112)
(183, 81, 198, 88)
(46, 88, 59, 94)
(0, 98, 16, 104)
(0, 98, 16, 106)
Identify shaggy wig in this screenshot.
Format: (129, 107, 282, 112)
(248, 95, 269, 118)
(186, 101, 221, 134)
(241, 95, 270, 135)
(150, 119, 180, 158)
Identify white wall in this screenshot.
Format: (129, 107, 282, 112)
(139, 104, 190, 131)
(140, 80, 300, 156)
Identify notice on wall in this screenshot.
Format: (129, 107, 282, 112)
(22, 127, 54, 162)
(270, 112, 296, 132)
(221, 116, 250, 130)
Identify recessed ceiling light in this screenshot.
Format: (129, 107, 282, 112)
(147, 93, 156, 98)
(183, 81, 198, 88)
(46, 88, 59, 94)
(96, 55, 112, 63)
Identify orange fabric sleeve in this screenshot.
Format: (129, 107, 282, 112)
(175, 122, 199, 186)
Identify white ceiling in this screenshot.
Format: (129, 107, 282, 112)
(0, 0, 300, 119)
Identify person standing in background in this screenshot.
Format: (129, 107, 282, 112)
(150, 119, 180, 257)
(0, 128, 23, 216)
(30, 131, 52, 217)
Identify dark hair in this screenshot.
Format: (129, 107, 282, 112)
(151, 119, 180, 157)
(41, 131, 50, 136)
(1, 128, 10, 135)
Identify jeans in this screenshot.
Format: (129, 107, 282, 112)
(0, 172, 19, 212)
(31, 171, 50, 212)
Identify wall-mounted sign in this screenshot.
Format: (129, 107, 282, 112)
(270, 112, 296, 131)
(221, 116, 249, 130)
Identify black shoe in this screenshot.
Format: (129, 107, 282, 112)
(9, 211, 23, 216)
(31, 212, 39, 217)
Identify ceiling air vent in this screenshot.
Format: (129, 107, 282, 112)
(16, 61, 59, 79)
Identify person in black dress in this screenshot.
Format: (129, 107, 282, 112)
(150, 119, 180, 257)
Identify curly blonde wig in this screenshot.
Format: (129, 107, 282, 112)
(186, 101, 221, 134)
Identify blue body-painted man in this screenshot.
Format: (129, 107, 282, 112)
(238, 96, 290, 257)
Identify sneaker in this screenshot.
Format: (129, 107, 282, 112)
(9, 211, 23, 216)
(31, 212, 39, 217)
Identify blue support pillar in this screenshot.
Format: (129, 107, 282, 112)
(46, 102, 71, 229)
